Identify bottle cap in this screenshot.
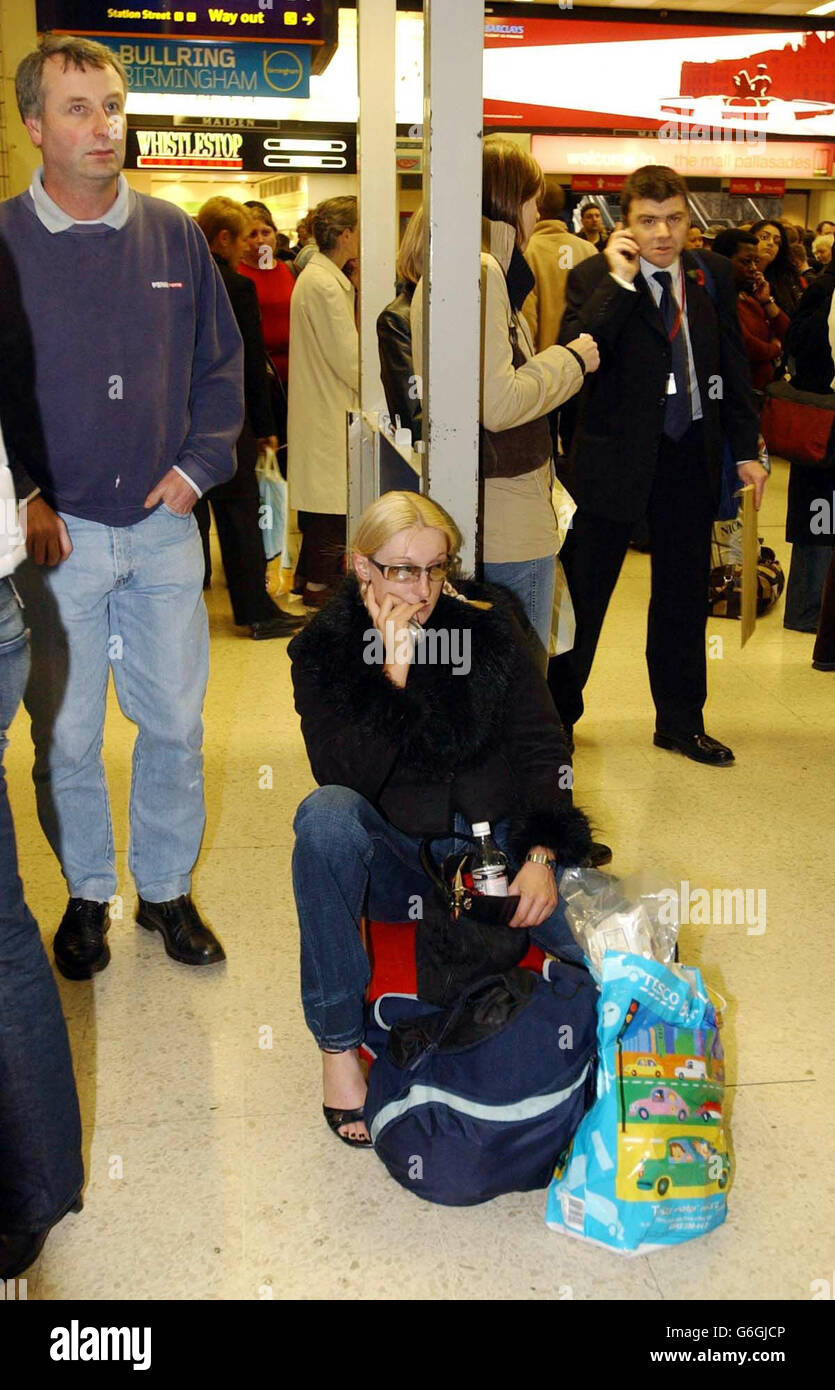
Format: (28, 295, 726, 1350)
(472, 821, 491, 836)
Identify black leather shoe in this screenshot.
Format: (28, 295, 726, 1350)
(136, 895, 226, 966)
(582, 841, 613, 868)
(654, 731, 735, 766)
(812, 659, 835, 671)
(0, 1195, 83, 1280)
(53, 899, 110, 980)
(250, 611, 305, 640)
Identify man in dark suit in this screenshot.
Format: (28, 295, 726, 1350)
(550, 166, 766, 765)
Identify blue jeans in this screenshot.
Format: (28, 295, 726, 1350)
(0, 577, 83, 1232)
(292, 785, 584, 1050)
(482, 554, 556, 668)
(14, 507, 209, 902)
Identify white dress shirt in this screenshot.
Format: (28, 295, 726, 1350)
(620, 256, 703, 421)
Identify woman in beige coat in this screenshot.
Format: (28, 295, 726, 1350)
(412, 137, 598, 658)
(287, 196, 359, 607)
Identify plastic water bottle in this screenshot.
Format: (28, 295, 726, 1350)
(470, 821, 509, 896)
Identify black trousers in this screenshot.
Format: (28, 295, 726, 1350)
(195, 459, 281, 627)
(297, 511, 347, 589)
(548, 424, 714, 737)
(813, 549, 835, 664)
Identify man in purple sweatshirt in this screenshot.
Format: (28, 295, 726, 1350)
(1, 35, 244, 976)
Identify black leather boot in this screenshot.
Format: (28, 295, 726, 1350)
(53, 899, 111, 980)
(136, 895, 226, 966)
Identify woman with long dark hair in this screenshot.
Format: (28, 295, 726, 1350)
(411, 137, 599, 662)
(751, 219, 803, 317)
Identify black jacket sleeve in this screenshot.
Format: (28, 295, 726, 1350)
(221, 264, 276, 440)
(376, 300, 422, 441)
(559, 259, 639, 361)
(0, 232, 46, 499)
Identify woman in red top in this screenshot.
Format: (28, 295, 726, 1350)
(238, 201, 295, 390)
(712, 228, 789, 392)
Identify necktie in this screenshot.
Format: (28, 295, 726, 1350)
(653, 270, 691, 441)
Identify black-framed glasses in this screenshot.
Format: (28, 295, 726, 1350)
(368, 556, 452, 585)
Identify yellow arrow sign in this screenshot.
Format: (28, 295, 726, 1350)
(303, 12, 315, 24)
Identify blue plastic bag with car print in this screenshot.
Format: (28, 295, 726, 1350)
(546, 951, 730, 1254)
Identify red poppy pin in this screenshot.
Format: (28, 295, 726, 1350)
(686, 266, 706, 287)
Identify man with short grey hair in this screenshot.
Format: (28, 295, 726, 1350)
(1, 35, 244, 975)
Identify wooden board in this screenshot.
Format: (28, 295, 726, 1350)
(739, 484, 758, 648)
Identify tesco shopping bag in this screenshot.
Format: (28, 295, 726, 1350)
(255, 446, 287, 562)
(546, 951, 730, 1254)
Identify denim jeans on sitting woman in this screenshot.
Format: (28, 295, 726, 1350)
(0, 577, 83, 1234)
(291, 784, 585, 1051)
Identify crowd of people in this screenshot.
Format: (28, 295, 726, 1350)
(1, 29, 834, 1270)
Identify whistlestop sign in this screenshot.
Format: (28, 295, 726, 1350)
(36, 1, 326, 45)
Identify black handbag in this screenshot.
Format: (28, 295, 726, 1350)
(416, 837, 529, 1007)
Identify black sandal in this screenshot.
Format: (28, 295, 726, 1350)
(323, 1104, 373, 1148)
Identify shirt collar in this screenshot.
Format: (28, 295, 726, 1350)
(641, 255, 681, 289)
(28, 166, 131, 233)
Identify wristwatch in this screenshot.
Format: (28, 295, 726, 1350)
(525, 851, 557, 869)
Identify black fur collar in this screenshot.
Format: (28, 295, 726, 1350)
(289, 577, 518, 777)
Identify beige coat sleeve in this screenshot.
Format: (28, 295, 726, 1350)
(302, 270, 358, 394)
(481, 254, 582, 434)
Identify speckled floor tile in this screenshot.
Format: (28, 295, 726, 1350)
(5, 474, 834, 1302)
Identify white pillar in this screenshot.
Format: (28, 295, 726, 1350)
(357, 0, 397, 417)
(421, 0, 483, 572)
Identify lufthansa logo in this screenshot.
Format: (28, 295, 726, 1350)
(263, 48, 303, 95)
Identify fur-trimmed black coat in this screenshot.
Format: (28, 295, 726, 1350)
(289, 576, 592, 865)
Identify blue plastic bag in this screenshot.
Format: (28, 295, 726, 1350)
(256, 446, 287, 562)
(546, 951, 730, 1254)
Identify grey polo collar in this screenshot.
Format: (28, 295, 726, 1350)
(28, 166, 131, 233)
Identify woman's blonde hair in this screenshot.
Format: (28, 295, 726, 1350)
(350, 491, 461, 564)
(482, 135, 545, 246)
(195, 196, 251, 245)
(397, 208, 424, 286)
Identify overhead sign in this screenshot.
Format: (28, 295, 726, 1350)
(36, 1, 325, 45)
(728, 178, 786, 195)
(533, 135, 835, 183)
(572, 175, 626, 192)
(125, 124, 355, 172)
(96, 37, 310, 97)
(484, 14, 835, 138)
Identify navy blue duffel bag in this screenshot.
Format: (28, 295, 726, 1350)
(363, 964, 598, 1206)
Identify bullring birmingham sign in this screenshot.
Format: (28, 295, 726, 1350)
(35, 2, 325, 44)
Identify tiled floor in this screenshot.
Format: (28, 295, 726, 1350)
(8, 460, 834, 1300)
